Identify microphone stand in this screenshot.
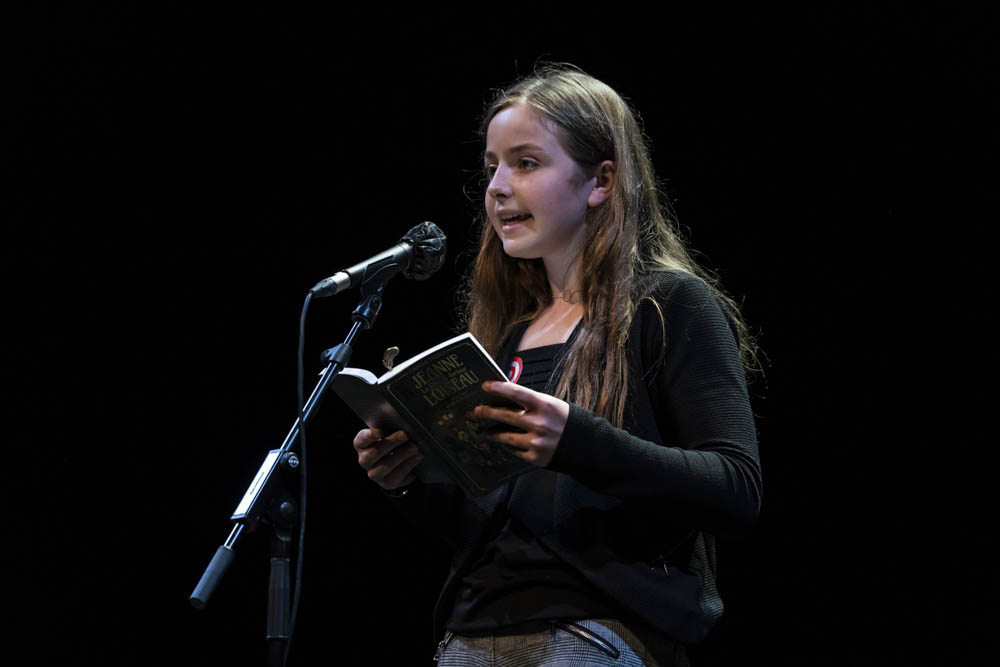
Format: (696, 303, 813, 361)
(190, 267, 393, 666)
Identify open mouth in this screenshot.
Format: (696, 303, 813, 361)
(499, 212, 532, 228)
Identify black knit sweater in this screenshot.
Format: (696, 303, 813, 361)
(391, 269, 762, 645)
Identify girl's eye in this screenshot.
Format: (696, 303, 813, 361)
(483, 159, 537, 180)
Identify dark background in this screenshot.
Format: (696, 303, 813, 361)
(11, 4, 994, 665)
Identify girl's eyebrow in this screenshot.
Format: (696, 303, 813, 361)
(483, 143, 548, 161)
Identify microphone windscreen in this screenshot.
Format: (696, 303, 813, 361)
(400, 221, 447, 280)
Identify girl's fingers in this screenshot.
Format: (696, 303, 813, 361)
(369, 443, 423, 485)
(352, 427, 420, 490)
(380, 451, 423, 489)
(480, 380, 536, 408)
(353, 427, 383, 450)
(485, 429, 531, 450)
(355, 428, 407, 450)
(474, 403, 531, 429)
(476, 383, 568, 469)
(357, 431, 410, 470)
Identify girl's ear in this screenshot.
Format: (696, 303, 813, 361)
(587, 160, 616, 207)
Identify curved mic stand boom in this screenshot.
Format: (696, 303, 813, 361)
(189, 263, 396, 666)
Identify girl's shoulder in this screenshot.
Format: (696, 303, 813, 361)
(634, 268, 735, 339)
(634, 268, 712, 305)
(636, 268, 743, 361)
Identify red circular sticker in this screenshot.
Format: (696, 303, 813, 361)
(507, 356, 523, 384)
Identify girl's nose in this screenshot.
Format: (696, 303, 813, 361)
(486, 166, 511, 200)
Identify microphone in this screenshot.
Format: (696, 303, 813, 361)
(309, 222, 447, 297)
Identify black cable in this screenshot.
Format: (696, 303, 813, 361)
(285, 290, 311, 666)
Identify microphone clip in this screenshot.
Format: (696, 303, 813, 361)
(350, 270, 389, 329)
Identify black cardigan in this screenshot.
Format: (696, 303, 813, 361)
(390, 269, 762, 644)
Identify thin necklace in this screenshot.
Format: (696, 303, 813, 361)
(552, 288, 583, 304)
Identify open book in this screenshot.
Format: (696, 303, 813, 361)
(330, 332, 533, 496)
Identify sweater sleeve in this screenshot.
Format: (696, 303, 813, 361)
(547, 272, 762, 538)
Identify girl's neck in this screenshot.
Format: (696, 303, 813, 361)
(543, 256, 583, 306)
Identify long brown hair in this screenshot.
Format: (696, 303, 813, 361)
(462, 63, 757, 427)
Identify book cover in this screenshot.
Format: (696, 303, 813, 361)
(331, 332, 533, 496)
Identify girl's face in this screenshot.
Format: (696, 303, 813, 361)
(484, 104, 602, 275)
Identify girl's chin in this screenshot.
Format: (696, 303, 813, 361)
(500, 240, 542, 260)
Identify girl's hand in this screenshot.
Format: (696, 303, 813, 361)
(474, 381, 570, 467)
(353, 427, 422, 490)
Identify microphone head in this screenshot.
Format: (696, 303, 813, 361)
(399, 221, 447, 281)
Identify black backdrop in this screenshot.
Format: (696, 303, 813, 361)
(11, 4, 994, 665)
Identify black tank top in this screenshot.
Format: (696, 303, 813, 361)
(445, 338, 618, 633)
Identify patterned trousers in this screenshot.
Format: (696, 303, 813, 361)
(436, 618, 689, 667)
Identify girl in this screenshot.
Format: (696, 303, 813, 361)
(353, 64, 761, 666)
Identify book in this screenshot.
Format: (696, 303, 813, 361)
(329, 332, 533, 496)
